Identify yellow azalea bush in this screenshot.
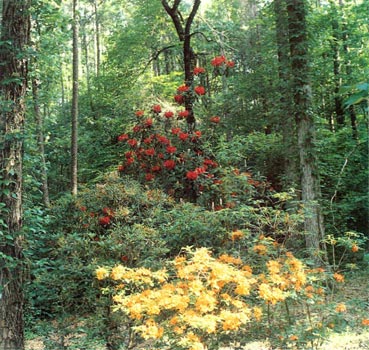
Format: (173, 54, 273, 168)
(95, 235, 346, 350)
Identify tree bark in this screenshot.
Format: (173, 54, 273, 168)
(161, 0, 200, 129)
(93, 0, 101, 77)
(274, 0, 298, 189)
(286, 0, 327, 265)
(32, 78, 51, 207)
(71, 0, 79, 196)
(0, 0, 30, 349)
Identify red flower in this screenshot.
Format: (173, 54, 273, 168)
(211, 55, 226, 67)
(157, 135, 170, 145)
(172, 127, 181, 135)
(164, 159, 176, 170)
(164, 111, 174, 118)
(144, 137, 153, 144)
(210, 116, 221, 123)
(135, 110, 144, 117)
(118, 165, 124, 172)
(145, 173, 154, 181)
(204, 159, 217, 167)
(186, 170, 199, 180)
(195, 167, 206, 175)
(158, 152, 164, 159)
(174, 94, 184, 104)
(226, 60, 235, 68)
(194, 86, 206, 95)
(125, 151, 134, 159)
(144, 118, 153, 127)
(102, 207, 114, 217)
(193, 66, 205, 75)
(177, 84, 190, 92)
(194, 130, 202, 138)
(166, 145, 177, 154)
(178, 110, 190, 118)
(151, 165, 161, 172)
(117, 133, 129, 142)
(179, 132, 189, 141)
(133, 125, 141, 132)
(127, 138, 138, 147)
(126, 158, 134, 165)
(99, 216, 111, 226)
(121, 255, 129, 262)
(145, 148, 155, 156)
(152, 104, 161, 113)
(79, 206, 87, 212)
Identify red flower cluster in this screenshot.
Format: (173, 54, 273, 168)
(210, 116, 221, 123)
(152, 104, 161, 113)
(193, 66, 205, 75)
(194, 86, 206, 95)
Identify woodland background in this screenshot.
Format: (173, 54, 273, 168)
(0, 0, 368, 349)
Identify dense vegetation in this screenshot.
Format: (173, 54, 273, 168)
(1, 0, 368, 349)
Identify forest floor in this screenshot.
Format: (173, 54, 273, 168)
(26, 270, 369, 350)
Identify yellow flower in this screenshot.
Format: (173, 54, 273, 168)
(335, 303, 346, 312)
(259, 283, 286, 304)
(110, 265, 126, 280)
(230, 229, 244, 241)
(267, 260, 281, 274)
(253, 306, 263, 321)
(218, 254, 242, 265)
(96, 267, 109, 280)
(253, 244, 267, 255)
(333, 272, 345, 283)
(195, 292, 217, 313)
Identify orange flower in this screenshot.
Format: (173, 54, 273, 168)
(361, 319, 369, 326)
(289, 335, 299, 341)
(335, 303, 346, 312)
(333, 272, 345, 283)
(351, 244, 359, 253)
(231, 230, 244, 241)
(253, 244, 267, 255)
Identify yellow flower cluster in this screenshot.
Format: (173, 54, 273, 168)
(96, 242, 325, 350)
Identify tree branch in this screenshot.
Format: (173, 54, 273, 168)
(161, 0, 185, 41)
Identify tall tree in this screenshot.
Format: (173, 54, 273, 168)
(162, 0, 201, 129)
(274, 0, 298, 188)
(0, 0, 30, 348)
(286, 0, 327, 264)
(71, 0, 79, 196)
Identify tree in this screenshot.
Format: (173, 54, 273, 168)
(162, 0, 201, 129)
(0, 0, 31, 349)
(71, 0, 79, 196)
(286, 0, 327, 264)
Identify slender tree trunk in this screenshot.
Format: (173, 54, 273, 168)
(162, 0, 200, 130)
(0, 1, 30, 349)
(71, 0, 79, 196)
(93, 0, 101, 77)
(274, 0, 298, 189)
(32, 79, 51, 207)
(339, 0, 358, 139)
(286, 0, 327, 264)
(331, 4, 345, 126)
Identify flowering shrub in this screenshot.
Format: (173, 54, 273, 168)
(96, 234, 350, 350)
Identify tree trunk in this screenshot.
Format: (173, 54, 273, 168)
(286, 0, 327, 265)
(274, 0, 298, 189)
(331, 4, 345, 126)
(71, 0, 79, 196)
(161, 0, 200, 130)
(93, 0, 101, 77)
(32, 78, 51, 207)
(0, 0, 30, 349)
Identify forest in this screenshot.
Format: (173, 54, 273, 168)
(0, 0, 368, 349)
